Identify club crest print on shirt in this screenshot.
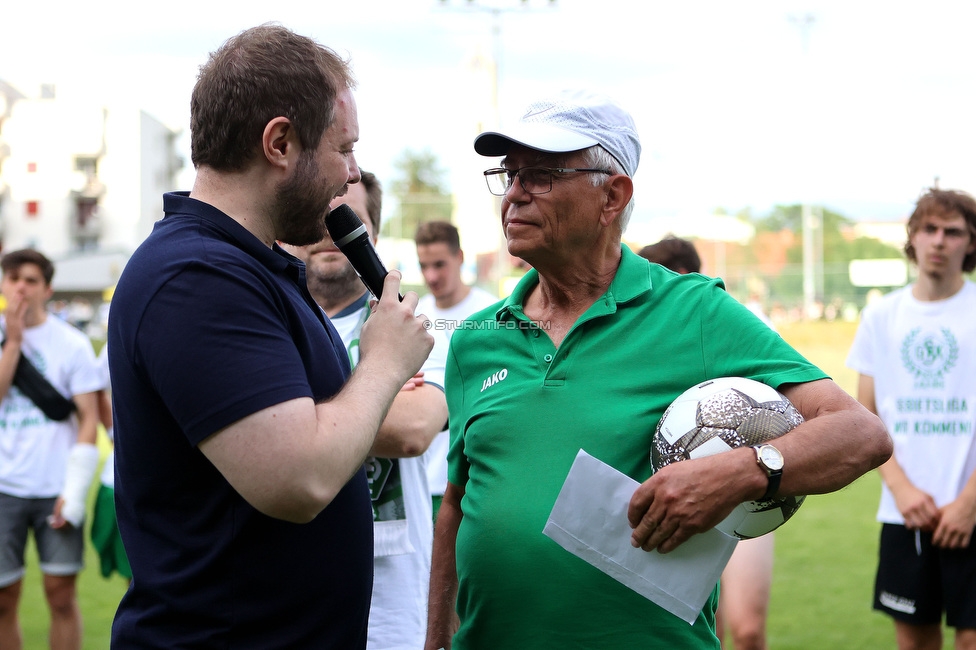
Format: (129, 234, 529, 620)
(365, 456, 405, 521)
(900, 327, 958, 389)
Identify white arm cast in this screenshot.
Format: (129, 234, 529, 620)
(60, 442, 100, 527)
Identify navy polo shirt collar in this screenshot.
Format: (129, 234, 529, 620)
(162, 191, 299, 277)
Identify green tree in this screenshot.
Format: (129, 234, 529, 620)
(383, 148, 454, 239)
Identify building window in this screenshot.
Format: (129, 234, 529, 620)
(72, 198, 101, 250)
(25, 201, 38, 218)
(75, 156, 97, 177)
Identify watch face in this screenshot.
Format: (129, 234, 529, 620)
(759, 445, 784, 471)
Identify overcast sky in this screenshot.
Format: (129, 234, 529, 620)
(4, 0, 975, 232)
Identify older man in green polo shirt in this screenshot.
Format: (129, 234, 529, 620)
(424, 89, 892, 650)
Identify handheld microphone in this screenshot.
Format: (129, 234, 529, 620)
(324, 204, 401, 301)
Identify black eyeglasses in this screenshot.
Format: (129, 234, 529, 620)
(483, 166, 613, 196)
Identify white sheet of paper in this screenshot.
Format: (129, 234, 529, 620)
(543, 449, 738, 625)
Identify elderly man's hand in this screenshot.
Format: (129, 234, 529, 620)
(627, 448, 753, 553)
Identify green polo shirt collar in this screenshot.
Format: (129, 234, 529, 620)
(495, 245, 652, 323)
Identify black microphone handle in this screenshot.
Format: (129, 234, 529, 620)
(342, 236, 394, 300)
(325, 204, 403, 301)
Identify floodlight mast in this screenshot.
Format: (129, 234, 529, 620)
(789, 12, 823, 319)
(437, 0, 558, 293)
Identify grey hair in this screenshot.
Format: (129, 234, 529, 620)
(581, 145, 634, 232)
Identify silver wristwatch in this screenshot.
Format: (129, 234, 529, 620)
(752, 444, 784, 501)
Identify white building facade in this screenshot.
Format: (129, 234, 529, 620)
(0, 81, 182, 295)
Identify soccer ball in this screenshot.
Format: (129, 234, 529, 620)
(651, 377, 806, 539)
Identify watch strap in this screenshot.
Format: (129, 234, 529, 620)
(753, 445, 783, 501)
(760, 467, 782, 501)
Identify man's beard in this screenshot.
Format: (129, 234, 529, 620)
(306, 259, 365, 307)
(273, 152, 333, 246)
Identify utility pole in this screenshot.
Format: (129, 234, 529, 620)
(790, 12, 821, 319)
(438, 0, 557, 294)
(439, 0, 558, 117)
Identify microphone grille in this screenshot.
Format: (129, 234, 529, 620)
(324, 204, 362, 240)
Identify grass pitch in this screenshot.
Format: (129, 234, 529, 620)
(767, 320, 953, 650)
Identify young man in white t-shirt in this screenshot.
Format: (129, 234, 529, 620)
(848, 188, 976, 650)
(414, 221, 497, 520)
(0, 249, 103, 650)
(283, 172, 447, 650)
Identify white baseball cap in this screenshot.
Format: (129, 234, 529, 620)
(474, 89, 641, 178)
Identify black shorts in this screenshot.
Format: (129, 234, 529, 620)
(875, 523, 976, 628)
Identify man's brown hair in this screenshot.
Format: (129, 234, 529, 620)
(359, 171, 382, 236)
(190, 23, 356, 172)
(638, 235, 701, 274)
(905, 188, 976, 272)
(415, 221, 461, 254)
(1, 249, 54, 285)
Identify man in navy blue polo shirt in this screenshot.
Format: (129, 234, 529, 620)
(107, 25, 433, 649)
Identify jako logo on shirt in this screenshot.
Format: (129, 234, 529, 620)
(481, 369, 508, 392)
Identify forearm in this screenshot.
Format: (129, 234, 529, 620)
(0, 338, 22, 400)
(56, 393, 102, 527)
(97, 388, 113, 432)
(426, 482, 463, 650)
(772, 411, 890, 498)
(201, 274, 433, 523)
(200, 355, 408, 523)
(370, 385, 448, 458)
(932, 466, 976, 547)
(947, 469, 976, 518)
(775, 379, 891, 498)
(310, 354, 408, 478)
(73, 392, 99, 445)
